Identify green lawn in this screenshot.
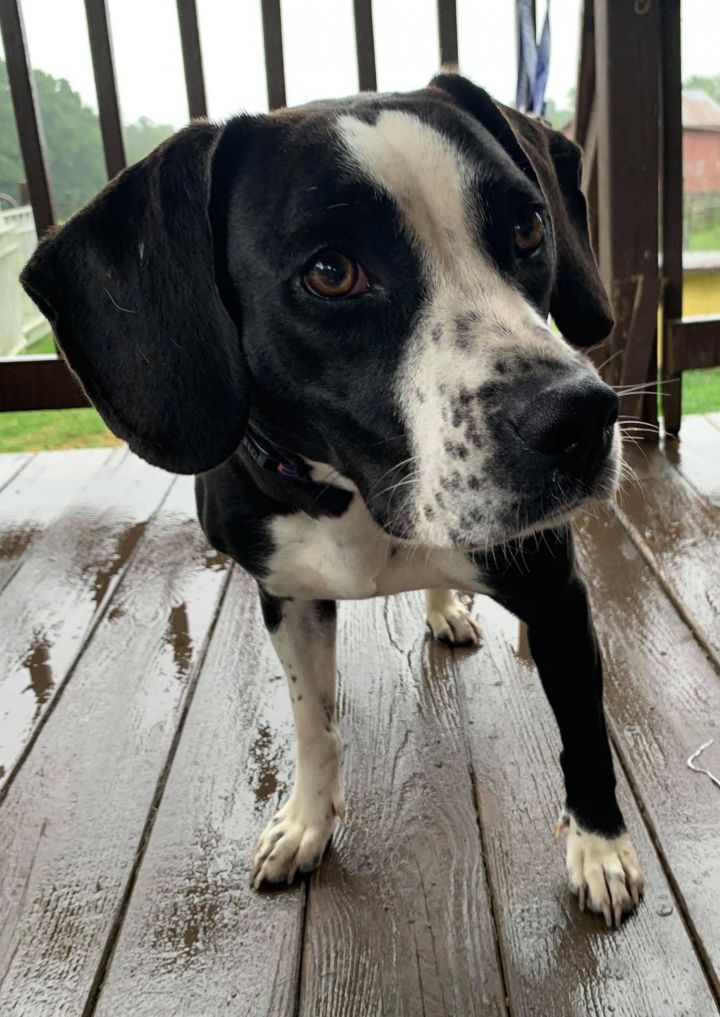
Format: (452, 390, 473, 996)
(0, 337, 719, 455)
(687, 219, 720, 251)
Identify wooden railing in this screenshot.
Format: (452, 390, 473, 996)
(0, 0, 460, 412)
(574, 0, 720, 432)
(1, 0, 715, 432)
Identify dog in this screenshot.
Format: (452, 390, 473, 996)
(21, 73, 644, 929)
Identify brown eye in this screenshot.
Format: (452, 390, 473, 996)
(303, 250, 369, 299)
(514, 210, 544, 255)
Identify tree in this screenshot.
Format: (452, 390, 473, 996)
(684, 74, 720, 104)
(0, 59, 175, 220)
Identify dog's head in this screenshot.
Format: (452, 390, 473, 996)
(22, 74, 618, 550)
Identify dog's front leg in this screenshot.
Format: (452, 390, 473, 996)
(490, 527, 644, 927)
(251, 590, 344, 888)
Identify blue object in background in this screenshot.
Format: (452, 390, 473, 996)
(515, 0, 551, 116)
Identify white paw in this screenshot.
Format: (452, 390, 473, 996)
(560, 812, 644, 928)
(426, 595, 481, 646)
(251, 784, 345, 889)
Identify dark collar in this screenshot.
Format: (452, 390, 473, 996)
(241, 422, 313, 483)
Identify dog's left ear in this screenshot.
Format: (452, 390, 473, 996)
(430, 73, 613, 347)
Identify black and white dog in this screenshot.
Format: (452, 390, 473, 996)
(22, 74, 643, 928)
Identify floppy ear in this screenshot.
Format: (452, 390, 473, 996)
(430, 73, 614, 347)
(21, 120, 248, 474)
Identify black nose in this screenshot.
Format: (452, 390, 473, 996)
(511, 377, 619, 465)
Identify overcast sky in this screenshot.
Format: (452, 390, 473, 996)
(5, 0, 719, 128)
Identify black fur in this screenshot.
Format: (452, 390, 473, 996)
(21, 75, 626, 861)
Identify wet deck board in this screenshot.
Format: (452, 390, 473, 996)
(0, 448, 172, 789)
(0, 451, 32, 494)
(0, 447, 114, 593)
(617, 442, 720, 666)
(93, 567, 305, 1017)
(456, 596, 719, 1017)
(0, 420, 718, 1016)
(298, 593, 506, 1017)
(0, 478, 229, 1016)
(576, 512, 720, 995)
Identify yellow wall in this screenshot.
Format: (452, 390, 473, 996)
(683, 270, 720, 315)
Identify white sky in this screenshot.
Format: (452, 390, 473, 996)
(4, 0, 720, 128)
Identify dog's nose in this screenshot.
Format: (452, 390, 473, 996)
(511, 376, 619, 466)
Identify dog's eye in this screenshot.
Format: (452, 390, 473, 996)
(303, 250, 369, 299)
(514, 210, 544, 255)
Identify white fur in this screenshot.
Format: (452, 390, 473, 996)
(338, 110, 607, 550)
(562, 813, 644, 928)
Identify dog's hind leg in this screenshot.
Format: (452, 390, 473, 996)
(251, 589, 344, 888)
(425, 588, 481, 646)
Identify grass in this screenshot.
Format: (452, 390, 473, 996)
(687, 220, 720, 251)
(0, 335, 719, 455)
(0, 333, 121, 453)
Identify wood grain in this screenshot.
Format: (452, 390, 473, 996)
(298, 593, 507, 1017)
(0, 451, 32, 494)
(576, 511, 720, 995)
(93, 568, 305, 1017)
(662, 415, 720, 514)
(455, 595, 719, 1017)
(0, 477, 229, 1017)
(0, 447, 112, 592)
(0, 449, 172, 789)
(615, 442, 720, 666)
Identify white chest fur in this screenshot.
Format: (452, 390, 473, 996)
(263, 490, 483, 601)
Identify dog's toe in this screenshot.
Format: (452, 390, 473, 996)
(251, 790, 341, 889)
(562, 812, 644, 928)
(426, 596, 481, 647)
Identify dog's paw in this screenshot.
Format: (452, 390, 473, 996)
(560, 812, 644, 928)
(426, 593, 481, 646)
(251, 786, 344, 889)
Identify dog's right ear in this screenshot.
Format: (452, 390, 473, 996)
(21, 120, 249, 475)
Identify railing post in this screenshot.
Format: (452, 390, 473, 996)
(437, 0, 458, 68)
(660, 0, 683, 435)
(176, 0, 208, 120)
(0, 0, 55, 237)
(353, 0, 377, 92)
(595, 0, 661, 426)
(260, 0, 286, 111)
(84, 0, 126, 179)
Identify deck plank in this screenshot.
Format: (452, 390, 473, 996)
(0, 447, 114, 593)
(615, 443, 720, 666)
(0, 477, 230, 1017)
(0, 451, 32, 494)
(662, 415, 720, 514)
(0, 449, 172, 789)
(93, 568, 305, 1017)
(298, 594, 507, 1017)
(456, 596, 719, 1017)
(576, 511, 720, 995)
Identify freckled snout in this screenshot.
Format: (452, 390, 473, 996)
(509, 376, 618, 480)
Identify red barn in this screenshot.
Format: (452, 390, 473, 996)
(682, 90, 720, 195)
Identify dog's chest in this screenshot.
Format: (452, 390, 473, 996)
(262, 496, 481, 601)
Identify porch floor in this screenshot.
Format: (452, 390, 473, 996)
(1, 417, 719, 1017)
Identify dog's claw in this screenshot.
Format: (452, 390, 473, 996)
(563, 813, 644, 930)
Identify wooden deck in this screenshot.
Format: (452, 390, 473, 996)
(0, 418, 719, 1017)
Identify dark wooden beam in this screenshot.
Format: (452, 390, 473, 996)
(353, 0, 376, 92)
(573, 0, 595, 148)
(595, 0, 661, 425)
(176, 0, 207, 119)
(665, 316, 720, 376)
(84, 0, 126, 179)
(437, 0, 458, 68)
(260, 0, 286, 110)
(660, 0, 684, 435)
(0, 0, 55, 236)
(0, 356, 88, 411)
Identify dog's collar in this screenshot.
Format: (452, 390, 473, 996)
(241, 422, 313, 483)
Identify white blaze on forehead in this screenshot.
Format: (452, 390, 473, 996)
(337, 109, 583, 548)
(338, 110, 472, 265)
